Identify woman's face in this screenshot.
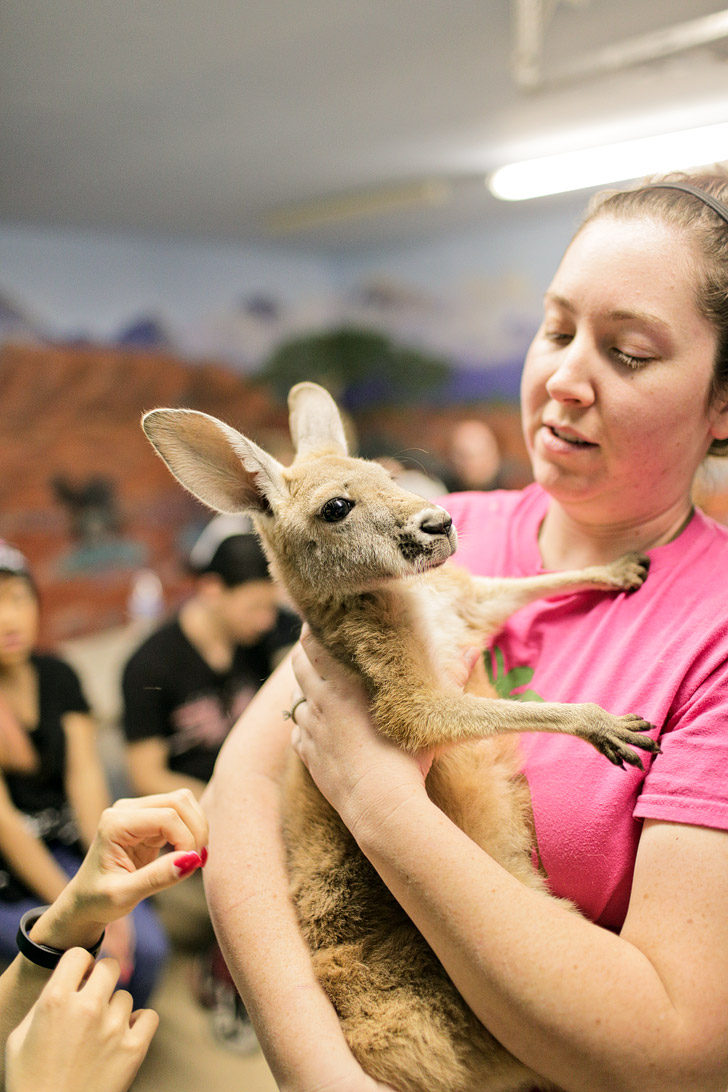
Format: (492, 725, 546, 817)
(0, 575, 39, 667)
(521, 216, 728, 525)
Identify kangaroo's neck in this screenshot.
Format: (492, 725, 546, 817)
(298, 584, 388, 628)
(292, 580, 408, 661)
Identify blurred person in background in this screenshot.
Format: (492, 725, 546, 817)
(374, 454, 447, 501)
(443, 417, 504, 493)
(121, 514, 299, 1051)
(122, 513, 298, 802)
(0, 541, 167, 1010)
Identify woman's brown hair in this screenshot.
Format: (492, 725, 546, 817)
(580, 167, 728, 456)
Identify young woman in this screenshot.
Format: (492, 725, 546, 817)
(202, 168, 728, 1092)
(1, 788, 208, 1092)
(0, 543, 168, 1008)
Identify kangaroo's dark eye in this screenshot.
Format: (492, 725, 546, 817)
(320, 497, 355, 523)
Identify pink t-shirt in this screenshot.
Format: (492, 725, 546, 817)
(443, 484, 728, 932)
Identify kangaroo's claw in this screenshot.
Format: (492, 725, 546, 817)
(604, 552, 651, 592)
(588, 712, 659, 771)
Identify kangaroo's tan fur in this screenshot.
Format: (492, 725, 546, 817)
(142, 382, 658, 1092)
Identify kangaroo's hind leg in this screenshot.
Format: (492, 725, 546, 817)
(426, 737, 546, 890)
(313, 932, 540, 1092)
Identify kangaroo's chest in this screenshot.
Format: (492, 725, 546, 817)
(308, 571, 485, 691)
(403, 580, 478, 687)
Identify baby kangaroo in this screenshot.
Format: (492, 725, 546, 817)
(143, 382, 658, 1092)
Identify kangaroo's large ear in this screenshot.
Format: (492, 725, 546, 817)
(142, 408, 287, 515)
(288, 382, 348, 459)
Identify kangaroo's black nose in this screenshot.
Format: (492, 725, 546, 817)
(420, 513, 453, 536)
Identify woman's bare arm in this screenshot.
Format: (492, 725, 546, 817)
(63, 712, 111, 850)
(0, 773, 68, 903)
(358, 800, 728, 1092)
(202, 655, 396, 1092)
(127, 736, 207, 800)
(290, 634, 728, 1092)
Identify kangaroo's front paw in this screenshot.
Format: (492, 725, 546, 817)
(605, 552, 651, 592)
(589, 712, 660, 770)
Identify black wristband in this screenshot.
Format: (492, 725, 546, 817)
(16, 906, 105, 970)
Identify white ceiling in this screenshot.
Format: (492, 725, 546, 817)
(2, 0, 728, 252)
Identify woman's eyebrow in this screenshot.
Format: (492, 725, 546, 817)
(607, 308, 671, 333)
(545, 293, 670, 332)
(543, 291, 572, 310)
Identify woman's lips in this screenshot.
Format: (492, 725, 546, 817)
(540, 423, 598, 452)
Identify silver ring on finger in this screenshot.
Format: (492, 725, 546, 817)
(284, 696, 307, 725)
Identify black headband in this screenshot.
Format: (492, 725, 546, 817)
(644, 181, 728, 226)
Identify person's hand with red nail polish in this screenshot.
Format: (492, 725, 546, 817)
(0, 790, 208, 1091)
(32, 789, 209, 957)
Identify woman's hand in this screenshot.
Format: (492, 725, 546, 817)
(289, 628, 432, 839)
(5, 948, 158, 1092)
(33, 789, 209, 952)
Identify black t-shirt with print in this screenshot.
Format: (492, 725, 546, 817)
(122, 609, 299, 783)
(0, 654, 91, 903)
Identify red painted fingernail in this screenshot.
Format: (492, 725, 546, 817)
(200, 846, 208, 866)
(174, 851, 202, 877)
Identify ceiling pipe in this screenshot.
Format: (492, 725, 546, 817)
(512, 0, 728, 91)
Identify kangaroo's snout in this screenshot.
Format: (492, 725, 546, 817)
(418, 510, 453, 537)
(397, 505, 457, 570)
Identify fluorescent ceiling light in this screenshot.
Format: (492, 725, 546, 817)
(488, 121, 728, 201)
(266, 180, 451, 234)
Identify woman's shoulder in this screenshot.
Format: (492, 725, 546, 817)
(440, 483, 542, 524)
(691, 504, 728, 548)
(31, 651, 80, 681)
(124, 616, 187, 669)
(31, 652, 90, 713)
(440, 484, 545, 578)
(651, 505, 728, 593)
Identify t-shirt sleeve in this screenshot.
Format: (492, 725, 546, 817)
(48, 657, 91, 716)
(121, 643, 168, 743)
(635, 660, 728, 831)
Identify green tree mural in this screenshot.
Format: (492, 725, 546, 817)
(260, 326, 451, 410)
